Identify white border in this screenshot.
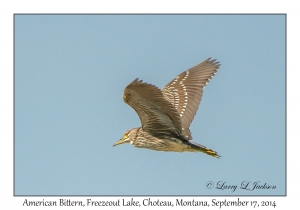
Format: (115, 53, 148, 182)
(1, 0, 296, 209)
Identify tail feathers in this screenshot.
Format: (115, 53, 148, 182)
(188, 141, 221, 158)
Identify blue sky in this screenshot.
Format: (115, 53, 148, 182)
(14, 14, 285, 196)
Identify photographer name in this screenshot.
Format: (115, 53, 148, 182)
(215, 181, 276, 192)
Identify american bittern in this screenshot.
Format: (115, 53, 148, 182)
(114, 58, 221, 158)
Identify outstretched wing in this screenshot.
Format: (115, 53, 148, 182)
(123, 78, 184, 138)
(162, 57, 220, 140)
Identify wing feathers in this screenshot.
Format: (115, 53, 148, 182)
(162, 57, 220, 139)
(123, 58, 220, 140)
(124, 79, 183, 138)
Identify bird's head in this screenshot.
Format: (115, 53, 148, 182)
(113, 128, 138, 147)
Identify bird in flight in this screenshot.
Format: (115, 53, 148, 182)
(114, 57, 221, 158)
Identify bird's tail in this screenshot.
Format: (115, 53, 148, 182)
(187, 141, 221, 158)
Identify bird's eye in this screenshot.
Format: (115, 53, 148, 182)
(124, 132, 129, 138)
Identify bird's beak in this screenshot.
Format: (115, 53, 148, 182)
(113, 138, 126, 147)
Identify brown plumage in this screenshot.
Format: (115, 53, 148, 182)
(114, 57, 221, 158)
